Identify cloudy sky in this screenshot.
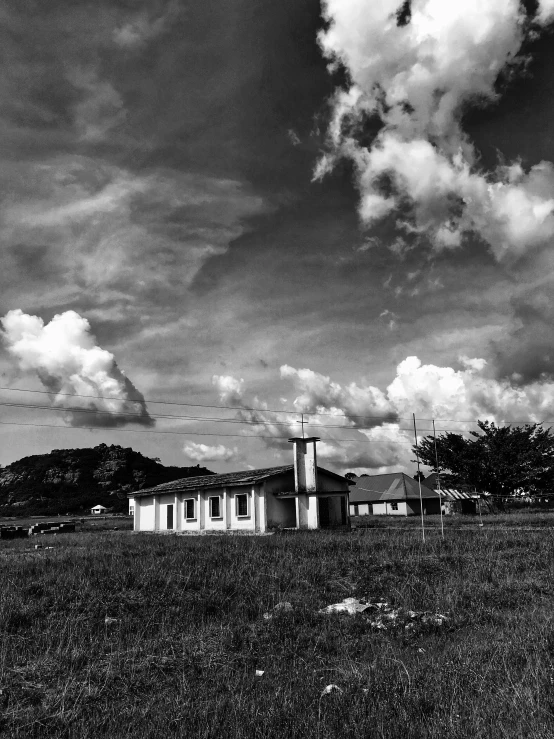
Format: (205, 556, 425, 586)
(2, 0, 554, 475)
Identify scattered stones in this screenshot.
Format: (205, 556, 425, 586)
(319, 597, 372, 615)
(321, 684, 343, 696)
(320, 597, 449, 631)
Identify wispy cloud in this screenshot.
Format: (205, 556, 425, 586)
(69, 68, 127, 143)
(0, 156, 268, 331)
(113, 1, 181, 49)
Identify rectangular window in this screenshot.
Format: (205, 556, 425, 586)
(236, 494, 249, 517)
(390, 502, 398, 511)
(209, 496, 221, 518)
(185, 498, 195, 520)
(129, 506, 134, 516)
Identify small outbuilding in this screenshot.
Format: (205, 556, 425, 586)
(348, 472, 441, 516)
(423, 472, 480, 514)
(128, 437, 351, 533)
(90, 504, 108, 515)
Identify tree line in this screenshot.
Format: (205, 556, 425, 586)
(413, 420, 554, 499)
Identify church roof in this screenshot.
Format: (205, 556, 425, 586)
(129, 464, 348, 498)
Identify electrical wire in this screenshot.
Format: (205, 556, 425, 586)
(0, 398, 491, 434)
(3, 384, 550, 425)
(0, 419, 416, 444)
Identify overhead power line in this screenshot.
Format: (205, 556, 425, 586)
(0, 385, 551, 426)
(0, 419, 415, 444)
(0, 398, 534, 437)
(0, 399, 486, 434)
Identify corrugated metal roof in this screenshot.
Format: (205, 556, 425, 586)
(442, 489, 475, 501)
(423, 472, 480, 500)
(348, 472, 440, 503)
(129, 465, 349, 498)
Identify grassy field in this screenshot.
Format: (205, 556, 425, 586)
(1, 524, 554, 738)
(353, 509, 554, 528)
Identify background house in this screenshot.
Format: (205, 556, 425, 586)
(90, 504, 108, 515)
(348, 473, 441, 516)
(128, 437, 350, 533)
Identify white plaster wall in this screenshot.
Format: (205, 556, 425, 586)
(258, 486, 267, 533)
(373, 501, 408, 516)
(350, 503, 370, 516)
(138, 497, 155, 530)
(307, 495, 319, 529)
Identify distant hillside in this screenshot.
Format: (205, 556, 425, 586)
(0, 444, 214, 516)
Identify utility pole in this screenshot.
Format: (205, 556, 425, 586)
(413, 413, 425, 543)
(433, 420, 444, 539)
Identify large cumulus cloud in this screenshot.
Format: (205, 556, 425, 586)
(217, 356, 554, 473)
(316, 0, 554, 258)
(1, 309, 153, 428)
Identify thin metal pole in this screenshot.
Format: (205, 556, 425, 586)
(301, 413, 305, 438)
(433, 419, 444, 539)
(413, 413, 425, 543)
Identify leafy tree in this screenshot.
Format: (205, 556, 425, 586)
(413, 470, 426, 482)
(413, 421, 554, 500)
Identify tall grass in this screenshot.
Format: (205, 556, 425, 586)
(1, 527, 554, 737)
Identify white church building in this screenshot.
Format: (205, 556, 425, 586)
(128, 437, 351, 533)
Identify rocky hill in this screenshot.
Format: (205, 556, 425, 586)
(0, 444, 214, 516)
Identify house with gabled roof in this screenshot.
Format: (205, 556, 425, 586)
(348, 472, 441, 516)
(128, 437, 351, 533)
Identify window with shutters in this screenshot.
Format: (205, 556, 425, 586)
(185, 498, 196, 520)
(209, 496, 221, 518)
(236, 493, 249, 517)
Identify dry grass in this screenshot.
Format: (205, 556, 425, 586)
(1, 525, 554, 737)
